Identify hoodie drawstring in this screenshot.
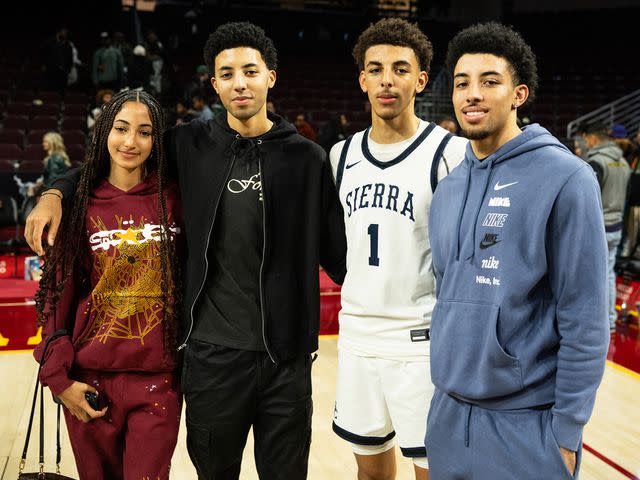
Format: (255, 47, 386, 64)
(455, 165, 472, 261)
(464, 403, 472, 447)
(468, 158, 495, 260)
(454, 158, 496, 261)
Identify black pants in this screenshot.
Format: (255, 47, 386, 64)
(182, 340, 313, 480)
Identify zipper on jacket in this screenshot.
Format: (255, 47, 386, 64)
(258, 151, 277, 364)
(178, 154, 237, 351)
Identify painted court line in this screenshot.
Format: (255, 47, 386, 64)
(583, 443, 639, 480)
(607, 359, 640, 380)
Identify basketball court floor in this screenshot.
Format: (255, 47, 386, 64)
(1, 331, 639, 479)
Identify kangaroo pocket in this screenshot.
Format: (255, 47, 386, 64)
(430, 300, 523, 400)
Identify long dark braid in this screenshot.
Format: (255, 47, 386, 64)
(35, 90, 182, 354)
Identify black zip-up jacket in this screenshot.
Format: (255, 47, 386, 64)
(51, 112, 347, 362)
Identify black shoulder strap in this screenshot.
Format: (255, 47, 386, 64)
(335, 134, 354, 196)
(20, 328, 68, 475)
(430, 132, 453, 194)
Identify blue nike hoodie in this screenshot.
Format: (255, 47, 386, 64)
(428, 124, 610, 451)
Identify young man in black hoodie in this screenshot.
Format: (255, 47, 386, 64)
(25, 22, 347, 480)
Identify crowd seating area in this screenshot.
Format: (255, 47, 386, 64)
(1, 22, 638, 271)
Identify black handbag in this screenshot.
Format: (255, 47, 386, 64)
(18, 330, 76, 480)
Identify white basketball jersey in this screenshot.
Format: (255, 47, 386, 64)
(330, 121, 467, 358)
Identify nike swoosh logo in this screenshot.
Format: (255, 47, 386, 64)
(345, 161, 361, 169)
(479, 239, 501, 249)
(494, 181, 518, 191)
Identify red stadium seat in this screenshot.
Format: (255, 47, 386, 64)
(0, 143, 22, 160)
(6, 102, 31, 116)
(66, 144, 86, 164)
(61, 116, 86, 131)
(22, 144, 44, 161)
(63, 104, 88, 116)
(30, 115, 59, 131)
(26, 130, 49, 146)
(3, 115, 29, 130)
(60, 129, 87, 146)
(0, 129, 25, 146)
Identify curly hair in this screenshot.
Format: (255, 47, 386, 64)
(35, 89, 182, 355)
(352, 18, 433, 72)
(203, 22, 278, 73)
(445, 22, 538, 102)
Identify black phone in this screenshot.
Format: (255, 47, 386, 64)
(85, 392, 100, 410)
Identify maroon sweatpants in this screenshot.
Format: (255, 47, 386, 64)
(63, 370, 182, 480)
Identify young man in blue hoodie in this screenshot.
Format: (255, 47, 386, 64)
(425, 23, 609, 479)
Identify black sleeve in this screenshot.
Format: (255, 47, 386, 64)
(163, 125, 179, 180)
(48, 166, 82, 199)
(587, 161, 604, 189)
(319, 154, 347, 285)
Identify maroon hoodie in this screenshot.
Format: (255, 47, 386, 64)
(34, 176, 182, 396)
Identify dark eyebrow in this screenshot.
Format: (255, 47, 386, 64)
(218, 62, 259, 71)
(113, 119, 152, 128)
(454, 71, 503, 79)
(365, 60, 412, 68)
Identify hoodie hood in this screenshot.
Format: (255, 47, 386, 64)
(454, 124, 570, 260)
(464, 123, 569, 169)
(211, 111, 298, 144)
(586, 140, 624, 162)
(92, 173, 160, 200)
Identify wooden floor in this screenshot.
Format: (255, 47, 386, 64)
(1, 336, 638, 479)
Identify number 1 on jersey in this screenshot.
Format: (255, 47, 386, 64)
(367, 223, 380, 266)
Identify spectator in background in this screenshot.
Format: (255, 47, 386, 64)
(184, 64, 212, 105)
(294, 113, 317, 141)
(113, 31, 133, 76)
(174, 98, 197, 125)
(573, 134, 589, 160)
(267, 100, 287, 121)
(632, 128, 640, 169)
(191, 91, 215, 121)
(127, 45, 153, 90)
(437, 115, 459, 134)
(318, 113, 350, 154)
(37, 132, 71, 192)
(41, 27, 73, 93)
(67, 30, 83, 88)
(584, 122, 631, 331)
(145, 30, 166, 94)
(92, 32, 124, 91)
(610, 123, 635, 164)
(88, 89, 114, 133)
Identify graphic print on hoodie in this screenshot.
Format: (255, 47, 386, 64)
(74, 178, 182, 371)
(82, 214, 173, 345)
(428, 124, 609, 451)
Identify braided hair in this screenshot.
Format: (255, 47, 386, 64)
(35, 89, 182, 354)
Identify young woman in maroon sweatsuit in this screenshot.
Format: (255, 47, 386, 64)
(33, 90, 183, 480)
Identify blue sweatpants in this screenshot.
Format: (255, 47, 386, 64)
(425, 389, 582, 479)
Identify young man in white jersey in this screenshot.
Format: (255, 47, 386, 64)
(329, 18, 467, 480)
